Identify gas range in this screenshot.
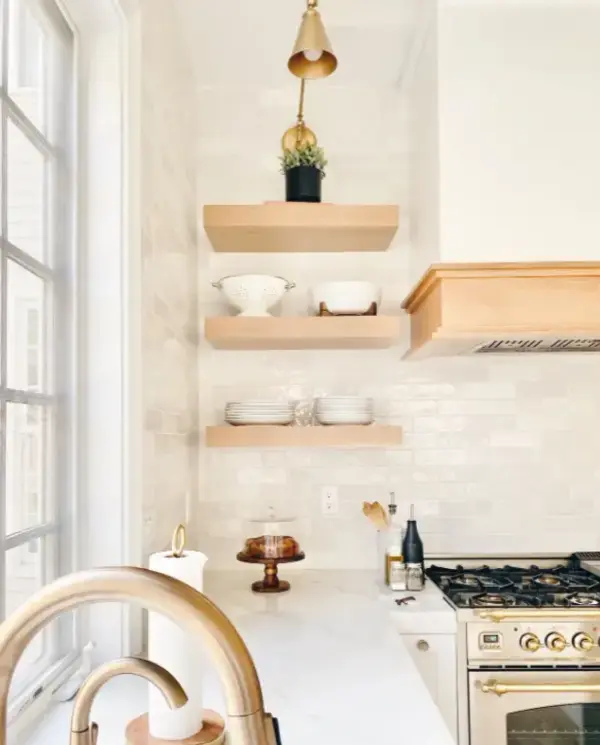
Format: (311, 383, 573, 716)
(426, 561, 600, 609)
(424, 555, 600, 745)
(425, 555, 600, 666)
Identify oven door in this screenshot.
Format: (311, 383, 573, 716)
(470, 669, 600, 745)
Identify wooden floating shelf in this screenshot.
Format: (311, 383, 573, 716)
(206, 425, 403, 449)
(205, 316, 401, 350)
(203, 203, 399, 253)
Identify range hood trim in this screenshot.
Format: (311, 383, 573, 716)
(401, 262, 600, 358)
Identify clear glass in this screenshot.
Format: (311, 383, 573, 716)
(8, 0, 47, 133)
(6, 260, 46, 392)
(507, 704, 600, 743)
(6, 537, 58, 699)
(5, 402, 49, 534)
(7, 121, 46, 261)
(242, 513, 301, 560)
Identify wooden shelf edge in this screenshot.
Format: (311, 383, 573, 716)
(205, 316, 401, 350)
(203, 203, 400, 253)
(206, 425, 403, 448)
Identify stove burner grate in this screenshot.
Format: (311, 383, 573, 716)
(533, 574, 563, 587)
(471, 593, 517, 608)
(566, 593, 600, 607)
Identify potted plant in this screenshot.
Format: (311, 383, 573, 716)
(279, 143, 327, 203)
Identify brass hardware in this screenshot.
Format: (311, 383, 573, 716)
(479, 679, 600, 696)
(573, 632, 595, 651)
(0, 567, 274, 745)
(288, 0, 337, 79)
(281, 80, 317, 151)
(519, 633, 541, 652)
(282, 0, 337, 150)
(171, 524, 187, 557)
(545, 632, 567, 652)
(416, 639, 429, 652)
(70, 658, 187, 745)
(479, 609, 600, 622)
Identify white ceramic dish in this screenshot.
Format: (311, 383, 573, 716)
(213, 275, 295, 317)
(310, 282, 381, 315)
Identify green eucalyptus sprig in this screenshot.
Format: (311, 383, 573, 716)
(279, 143, 327, 179)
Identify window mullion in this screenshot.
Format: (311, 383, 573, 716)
(4, 239, 54, 281)
(5, 522, 56, 551)
(3, 94, 54, 159)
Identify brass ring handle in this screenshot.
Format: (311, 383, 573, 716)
(171, 524, 186, 558)
(479, 609, 600, 622)
(479, 680, 600, 696)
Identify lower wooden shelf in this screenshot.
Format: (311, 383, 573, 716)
(205, 316, 401, 350)
(206, 425, 402, 448)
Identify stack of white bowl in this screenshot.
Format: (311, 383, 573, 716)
(315, 397, 374, 426)
(225, 401, 295, 426)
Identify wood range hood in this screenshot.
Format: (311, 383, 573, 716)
(401, 262, 600, 358)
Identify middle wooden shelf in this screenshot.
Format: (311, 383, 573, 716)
(205, 315, 401, 350)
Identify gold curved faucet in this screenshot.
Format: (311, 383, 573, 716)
(70, 658, 187, 745)
(0, 567, 277, 745)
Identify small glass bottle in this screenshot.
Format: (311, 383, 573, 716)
(385, 493, 407, 591)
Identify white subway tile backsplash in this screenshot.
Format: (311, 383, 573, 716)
(180, 55, 600, 568)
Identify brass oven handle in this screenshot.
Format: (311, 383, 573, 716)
(480, 680, 600, 696)
(479, 609, 600, 622)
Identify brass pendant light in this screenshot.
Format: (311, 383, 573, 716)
(281, 79, 317, 151)
(288, 0, 337, 80)
(281, 0, 337, 151)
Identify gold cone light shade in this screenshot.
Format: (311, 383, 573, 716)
(288, 4, 337, 79)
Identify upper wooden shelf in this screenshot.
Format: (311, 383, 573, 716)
(205, 316, 401, 350)
(203, 203, 399, 253)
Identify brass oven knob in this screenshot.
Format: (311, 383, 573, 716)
(545, 632, 567, 652)
(572, 632, 594, 651)
(520, 633, 541, 652)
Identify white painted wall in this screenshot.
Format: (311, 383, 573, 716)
(409, 0, 600, 267)
(408, 0, 440, 284)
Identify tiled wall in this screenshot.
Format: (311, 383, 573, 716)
(195, 84, 600, 568)
(140, 0, 199, 556)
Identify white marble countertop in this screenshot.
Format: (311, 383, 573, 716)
(26, 570, 456, 745)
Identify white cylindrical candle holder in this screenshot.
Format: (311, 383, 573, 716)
(148, 541, 208, 740)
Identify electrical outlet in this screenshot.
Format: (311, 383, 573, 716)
(321, 486, 338, 515)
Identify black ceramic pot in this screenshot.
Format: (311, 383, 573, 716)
(285, 165, 321, 203)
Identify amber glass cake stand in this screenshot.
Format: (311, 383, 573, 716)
(236, 552, 305, 593)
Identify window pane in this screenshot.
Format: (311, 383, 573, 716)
(5, 403, 49, 535)
(7, 121, 46, 261)
(8, 0, 46, 133)
(7, 261, 46, 392)
(6, 537, 58, 698)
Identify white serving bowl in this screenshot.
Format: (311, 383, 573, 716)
(310, 282, 381, 315)
(213, 274, 295, 317)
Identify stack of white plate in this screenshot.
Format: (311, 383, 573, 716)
(225, 401, 295, 426)
(315, 397, 374, 425)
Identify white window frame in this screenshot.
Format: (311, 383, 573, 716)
(7, 0, 143, 738)
(1, 0, 76, 706)
(54, 0, 144, 659)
